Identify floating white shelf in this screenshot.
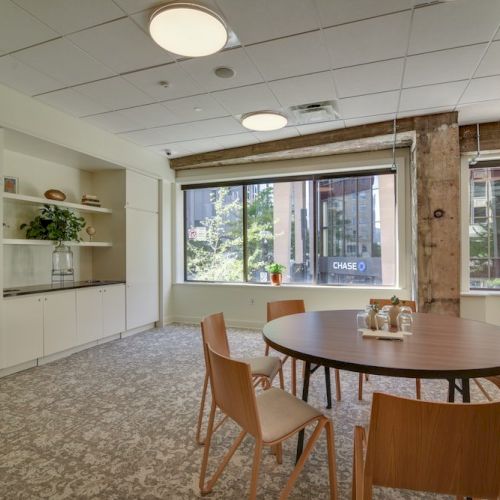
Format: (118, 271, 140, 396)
(3, 239, 112, 247)
(3, 192, 112, 214)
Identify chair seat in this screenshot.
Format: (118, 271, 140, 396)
(256, 388, 322, 443)
(242, 355, 281, 380)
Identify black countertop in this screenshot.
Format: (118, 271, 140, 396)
(3, 281, 125, 298)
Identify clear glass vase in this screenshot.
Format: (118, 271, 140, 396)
(52, 243, 74, 283)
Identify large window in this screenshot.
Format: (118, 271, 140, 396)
(184, 170, 397, 286)
(469, 165, 500, 289)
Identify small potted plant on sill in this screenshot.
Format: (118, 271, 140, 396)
(267, 263, 286, 286)
(388, 295, 401, 328)
(365, 303, 385, 330)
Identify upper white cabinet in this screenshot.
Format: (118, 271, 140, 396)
(1, 296, 44, 369)
(126, 170, 158, 213)
(43, 291, 77, 356)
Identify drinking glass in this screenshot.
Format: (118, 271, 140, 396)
(356, 309, 368, 331)
(397, 310, 413, 333)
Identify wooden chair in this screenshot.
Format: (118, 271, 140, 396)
(266, 299, 341, 405)
(474, 375, 500, 401)
(196, 312, 284, 445)
(200, 344, 338, 499)
(352, 392, 500, 499)
(358, 299, 420, 401)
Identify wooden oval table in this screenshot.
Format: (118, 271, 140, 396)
(263, 310, 500, 460)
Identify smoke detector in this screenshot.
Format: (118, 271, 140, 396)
(289, 101, 340, 125)
(214, 66, 235, 78)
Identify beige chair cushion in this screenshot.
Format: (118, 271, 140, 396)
(241, 356, 281, 380)
(256, 388, 323, 443)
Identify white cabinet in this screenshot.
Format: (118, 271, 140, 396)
(126, 209, 159, 330)
(1, 296, 43, 368)
(43, 291, 77, 356)
(102, 285, 125, 337)
(126, 171, 158, 212)
(76, 284, 125, 343)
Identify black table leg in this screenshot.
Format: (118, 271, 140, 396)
(447, 378, 455, 402)
(296, 361, 311, 463)
(461, 378, 470, 403)
(324, 366, 332, 409)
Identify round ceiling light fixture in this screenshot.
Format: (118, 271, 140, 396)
(149, 3, 228, 57)
(241, 111, 288, 131)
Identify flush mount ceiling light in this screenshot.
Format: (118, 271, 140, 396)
(241, 111, 288, 131)
(149, 2, 228, 57)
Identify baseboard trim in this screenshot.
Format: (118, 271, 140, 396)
(121, 323, 155, 338)
(171, 315, 263, 330)
(0, 360, 36, 378)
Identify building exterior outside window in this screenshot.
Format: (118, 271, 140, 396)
(183, 169, 397, 286)
(469, 166, 500, 289)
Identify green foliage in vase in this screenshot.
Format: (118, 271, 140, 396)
(390, 295, 400, 305)
(267, 262, 286, 274)
(20, 204, 86, 243)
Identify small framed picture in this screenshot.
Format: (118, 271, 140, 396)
(4, 176, 18, 194)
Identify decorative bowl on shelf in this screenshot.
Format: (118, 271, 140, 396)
(44, 189, 66, 201)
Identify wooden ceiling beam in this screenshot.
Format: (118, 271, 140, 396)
(459, 122, 500, 153)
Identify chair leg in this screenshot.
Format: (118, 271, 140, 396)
(358, 373, 364, 401)
(280, 419, 326, 500)
(199, 400, 217, 493)
(324, 366, 332, 409)
(276, 442, 283, 465)
(474, 378, 493, 401)
(291, 357, 297, 396)
(325, 419, 338, 500)
(265, 343, 270, 356)
(352, 426, 365, 500)
(196, 372, 209, 445)
(415, 378, 421, 400)
(249, 439, 263, 500)
(278, 363, 285, 390)
(335, 369, 341, 401)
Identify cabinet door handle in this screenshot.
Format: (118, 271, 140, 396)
(38, 298, 41, 302)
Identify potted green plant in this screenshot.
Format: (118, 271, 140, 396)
(365, 303, 384, 330)
(20, 205, 86, 280)
(267, 263, 286, 286)
(388, 295, 401, 328)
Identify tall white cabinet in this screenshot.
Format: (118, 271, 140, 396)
(125, 171, 159, 330)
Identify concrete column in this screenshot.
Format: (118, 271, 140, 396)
(414, 112, 460, 316)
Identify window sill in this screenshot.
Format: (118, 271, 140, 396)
(175, 281, 404, 291)
(461, 291, 500, 297)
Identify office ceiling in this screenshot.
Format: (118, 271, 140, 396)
(1, 0, 500, 159)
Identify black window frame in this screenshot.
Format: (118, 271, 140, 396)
(182, 168, 396, 285)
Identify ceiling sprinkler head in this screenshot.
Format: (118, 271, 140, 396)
(158, 80, 170, 88)
(214, 66, 235, 78)
(164, 149, 172, 157)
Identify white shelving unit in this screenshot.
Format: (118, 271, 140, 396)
(3, 239, 112, 247)
(3, 192, 112, 214)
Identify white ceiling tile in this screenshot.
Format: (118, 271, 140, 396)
(195, 117, 247, 137)
(212, 83, 281, 115)
(122, 123, 201, 146)
(460, 75, 500, 104)
(180, 48, 263, 92)
(163, 94, 228, 122)
(124, 63, 203, 100)
(340, 90, 399, 119)
(174, 138, 225, 154)
(149, 142, 194, 158)
(119, 103, 180, 128)
(345, 113, 395, 128)
(252, 127, 300, 142)
(246, 31, 330, 81)
(476, 41, 500, 78)
(409, 0, 500, 54)
(399, 81, 467, 112)
(404, 45, 486, 88)
(0, 55, 61, 95)
(13, 38, 115, 86)
(217, 0, 318, 45)
(82, 111, 142, 133)
(457, 99, 500, 125)
(268, 71, 336, 108)
(210, 133, 258, 148)
(397, 106, 453, 119)
(315, 0, 413, 27)
(13, 0, 123, 35)
(334, 59, 404, 98)
(113, 0, 177, 15)
(74, 77, 153, 110)
(0, 0, 57, 54)
(68, 18, 172, 74)
(323, 12, 411, 68)
(36, 88, 109, 116)
(297, 119, 344, 135)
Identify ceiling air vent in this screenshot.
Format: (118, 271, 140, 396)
(289, 101, 340, 125)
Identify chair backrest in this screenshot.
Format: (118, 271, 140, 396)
(364, 392, 500, 498)
(369, 298, 417, 312)
(267, 299, 305, 322)
(200, 312, 230, 358)
(206, 344, 261, 438)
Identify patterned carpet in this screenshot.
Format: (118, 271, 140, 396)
(0, 323, 493, 499)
